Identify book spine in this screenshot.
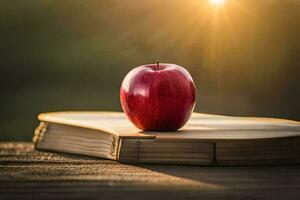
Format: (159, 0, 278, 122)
(108, 135, 120, 160)
(32, 122, 48, 148)
(116, 138, 124, 161)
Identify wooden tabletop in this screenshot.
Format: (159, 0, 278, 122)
(1, 142, 300, 200)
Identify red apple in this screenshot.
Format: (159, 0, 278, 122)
(120, 62, 196, 131)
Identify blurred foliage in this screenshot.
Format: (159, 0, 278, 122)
(0, 0, 299, 140)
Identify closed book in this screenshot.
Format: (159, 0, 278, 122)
(33, 111, 300, 165)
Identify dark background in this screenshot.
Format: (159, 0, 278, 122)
(0, 0, 299, 141)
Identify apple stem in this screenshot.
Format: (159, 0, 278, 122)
(156, 60, 160, 70)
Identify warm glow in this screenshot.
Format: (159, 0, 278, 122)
(210, 0, 225, 6)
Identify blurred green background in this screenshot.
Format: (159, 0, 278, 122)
(0, 0, 299, 141)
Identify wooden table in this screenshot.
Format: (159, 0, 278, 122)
(1, 142, 300, 200)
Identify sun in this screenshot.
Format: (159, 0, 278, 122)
(209, 0, 225, 6)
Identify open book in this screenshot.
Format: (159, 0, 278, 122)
(33, 112, 300, 165)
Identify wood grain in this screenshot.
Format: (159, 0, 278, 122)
(1, 142, 300, 200)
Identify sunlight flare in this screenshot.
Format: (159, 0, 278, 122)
(210, 0, 225, 6)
